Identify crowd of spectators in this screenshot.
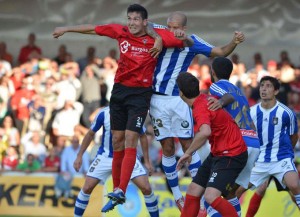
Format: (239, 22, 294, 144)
(0, 33, 300, 181)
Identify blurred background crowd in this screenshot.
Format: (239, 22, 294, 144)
(0, 32, 300, 180)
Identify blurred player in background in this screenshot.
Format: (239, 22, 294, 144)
(73, 107, 159, 216)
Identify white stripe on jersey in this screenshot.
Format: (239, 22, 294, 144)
(210, 83, 228, 95)
(250, 101, 297, 162)
(193, 34, 214, 48)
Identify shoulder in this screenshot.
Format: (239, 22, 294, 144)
(278, 102, 296, 118)
(191, 34, 214, 48)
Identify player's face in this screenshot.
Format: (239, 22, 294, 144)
(259, 80, 278, 100)
(167, 18, 186, 32)
(127, 12, 147, 36)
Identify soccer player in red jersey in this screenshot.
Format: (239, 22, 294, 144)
(53, 3, 192, 213)
(175, 72, 248, 217)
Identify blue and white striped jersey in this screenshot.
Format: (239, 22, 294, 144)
(90, 107, 113, 158)
(153, 34, 213, 96)
(90, 107, 146, 158)
(250, 101, 298, 162)
(210, 80, 260, 148)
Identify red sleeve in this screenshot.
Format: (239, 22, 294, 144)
(95, 24, 124, 39)
(193, 99, 211, 132)
(155, 28, 184, 48)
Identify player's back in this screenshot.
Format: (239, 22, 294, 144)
(210, 80, 253, 130)
(91, 107, 113, 158)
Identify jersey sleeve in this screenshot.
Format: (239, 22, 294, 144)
(154, 28, 184, 48)
(90, 110, 105, 132)
(190, 35, 214, 57)
(209, 82, 228, 97)
(95, 24, 124, 39)
(283, 110, 298, 135)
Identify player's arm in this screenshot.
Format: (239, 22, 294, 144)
(139, 133, 154, 176)
(146, 22, 163, 58)
(176, 124, 211, 170)
(207, 93, 235, 111)
(74, 129, 95, 172)
(53, 24, 97, 38)
(210, 31, 245, 57)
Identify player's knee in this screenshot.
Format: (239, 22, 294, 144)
(204, 191, 218, 204)
(139, 184, 152, 195)
(82, 183, 94, 194)
(287, 182, 300, 194)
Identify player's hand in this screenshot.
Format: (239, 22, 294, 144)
(176, 153, 192, 171)
(233, 31, 245, 44)
(53, 27, 66, 39)
(173, 29, 187, 41)
(144, 161, 154, 176)
(149, 37, 162, 58)
(207, 97, 223, 111)
(73, 156, 82, 172)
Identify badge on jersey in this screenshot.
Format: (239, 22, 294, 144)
(143, 38, 148, 44)
(272, 117, 278, 125)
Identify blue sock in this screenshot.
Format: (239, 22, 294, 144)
(144, 191, 159, 217)
(162, 155, 182, 201)
(188, 152, 201, 178)
(74, 190, 90, 217)
(228, 197, 241, 216)
(294, 194, 300, 208)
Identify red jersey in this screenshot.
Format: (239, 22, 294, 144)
(44, 156, 60, 168)
(18, 45, 42, 64)
(193, 94, 247, 157)
(95, 24, 183, 87)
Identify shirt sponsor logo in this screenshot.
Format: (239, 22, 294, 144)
(131, 46, 149, 53)
(120, 40, 130, 53)
(241, 129, 258, 138)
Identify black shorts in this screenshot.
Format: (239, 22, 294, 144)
(109, 83, 152, 133)
(268, 176, 288, 192)
(193, 151, 248, 197)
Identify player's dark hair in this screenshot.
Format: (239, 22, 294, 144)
(127, 4, 148, 19)
(176, 72, 200, 99)
(212, 57, 233, 80)
(260, 76, 280, 90)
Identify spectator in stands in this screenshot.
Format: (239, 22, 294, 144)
(42, 147, 60, 172)
(10, 67, 24, 91)
(99, 56, 117, 103)
(52, 99, 83, 138)
(55, 135, 89, 198)
(27, 94, 46, 132)
(53, 44, 68, 66)
(80, 64, 101, 127)
(108, 48, 118, 61)
(0, 42, 13, 65)
(18, 33, 42, 64)
(21, 130, 47, 163)
(2, 146, 19, 170)
(0, 59, 12, 77)
(0, 75, 15, 105)
(77, 46, 101, 74)
(10, 76, 36, 135)
(1, 115, 20, 149)
(16, 153, 41, 173)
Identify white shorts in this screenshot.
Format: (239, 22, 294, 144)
(86, 154, 147, 185)
(249, 157, 297, 189)
(149, 94, 193, 140)
(235, 147, 260, 189)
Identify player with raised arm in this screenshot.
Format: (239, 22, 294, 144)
(147, 11, 245, 211)
(53, 4, 192, 212)
(73, 107, 159, 216)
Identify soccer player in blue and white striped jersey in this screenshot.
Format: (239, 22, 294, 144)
(73, 107, 159, 216)
(148, 11, 245, 211)
(246, 76, 300, 215)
